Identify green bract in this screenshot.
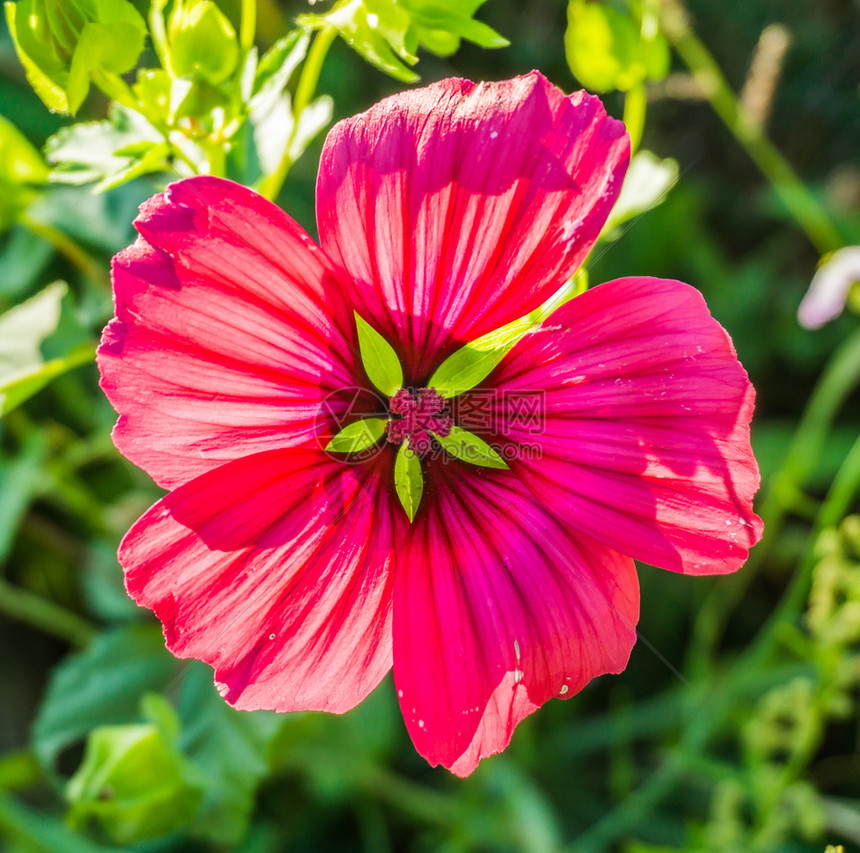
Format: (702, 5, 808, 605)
(435, 426, 509, 469)
(428, 313, 543, 398)
(4, 0, 147, 114)
(355, 311, 404, 397)
(564, 0, 669, 93)
(326, 418, 388, 453)
(300, 0, 508, 83)
(394, 443, 423, 521)
(168, 0, 239, 85)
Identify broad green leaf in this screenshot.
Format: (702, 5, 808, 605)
(435, 425, 509, 469)
(168, 0, 239, 85)
(394, 443, 423, 521)
(179, 665, 281, 844)
(33, 625, 178, 776)
(326, 417, 387, 452)
(602, 149, 679, 234)
(354, 311, 403, 397)
(565, 0, 669, 93)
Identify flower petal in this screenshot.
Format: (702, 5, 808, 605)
(120, 449, 403, 713)
(393, 465, 638, 776)
(317, 71, 629, 380)
(98, 176, 362, 489)
(487, 277, 763, 574)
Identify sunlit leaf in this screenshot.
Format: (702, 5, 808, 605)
(394, 442, 423, 521)
(565, 0, 669, 93)
(435, 425, 508, 469)
(45, 104, 166, 190)
(301, 0, 506, 83)
(355, 311, 403, 397)
(0, 343, 96, 417)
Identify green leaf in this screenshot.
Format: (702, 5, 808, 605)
(33, 625, 178, 777)
(354, 311, 403, 397)
(178, 665, 281, 844)
(0, 281, 66, 375)
(0, 282, 95, 416)
(428, 315, 538, 398)
(394, 442, 423, 522)
(435, 425, 509, 469)
(0, 433, 47, 561)
(301, 0, 506, 83)
(0, 343, 95, 417)
(168, 0, 239, 85)
(326, 417, 387, 452)
(565, 0, 669, 93)
(252, 29, 310, 106)
(601, 149, 680, 234)
(45, 104, 165, 190)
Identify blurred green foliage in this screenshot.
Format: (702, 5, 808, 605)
(0, 0, 859, 851)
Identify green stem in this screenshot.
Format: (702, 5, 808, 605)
(20, 216, 108, 290)
(240, 0, 257, 53)
(0, 578, 95, 647)
(258, 24, 337, 201)
(659, 0, 843, 255)
(149, 0, 175, 77)
(622, 83, 647, 155)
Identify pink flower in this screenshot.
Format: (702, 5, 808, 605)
(98, 72, 762, 776)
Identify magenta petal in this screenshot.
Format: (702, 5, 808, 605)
(317, 71, 629, 379)
(489, 277, 763, 575)
(98, 176, 360, 489)
(392, 467, 638, 776)
(120, 449, 404, 713)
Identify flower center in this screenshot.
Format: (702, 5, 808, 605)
(386, 388, 453, 455)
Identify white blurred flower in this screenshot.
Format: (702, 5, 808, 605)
(798, 246, 860, 329)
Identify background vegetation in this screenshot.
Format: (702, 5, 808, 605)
(0, 0, 859, 850)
